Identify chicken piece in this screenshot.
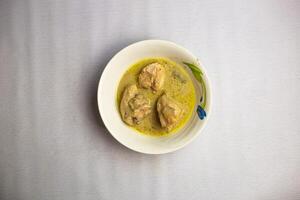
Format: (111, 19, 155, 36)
(157, 93, 183, 131)
(120, 85, 151, 125)
(138, 62, 165, 92)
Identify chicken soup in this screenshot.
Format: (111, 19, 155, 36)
(116, 58, 196, 136)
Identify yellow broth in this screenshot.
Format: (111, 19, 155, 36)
(117, 58, 196, 136)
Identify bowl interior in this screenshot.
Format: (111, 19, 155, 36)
(98, 40, 211, 154)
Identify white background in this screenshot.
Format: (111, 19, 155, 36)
(0, 0, 300, 200)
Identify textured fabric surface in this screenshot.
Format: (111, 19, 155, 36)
(0, 0, 300, 200)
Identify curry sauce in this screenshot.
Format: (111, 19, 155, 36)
(117, 58, 196, 136)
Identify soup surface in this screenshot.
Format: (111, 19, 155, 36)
(117, 57, 196, 136)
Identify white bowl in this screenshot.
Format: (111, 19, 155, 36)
(97, 40, 211, 154)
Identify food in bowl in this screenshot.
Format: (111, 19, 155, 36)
(117, 57, 196, 136)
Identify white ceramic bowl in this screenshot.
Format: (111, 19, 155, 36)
(97, 40, 211, 154)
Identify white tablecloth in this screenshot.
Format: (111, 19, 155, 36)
(1, 0, 300, 199)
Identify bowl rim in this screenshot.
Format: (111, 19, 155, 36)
(97, 39, 212, 154)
